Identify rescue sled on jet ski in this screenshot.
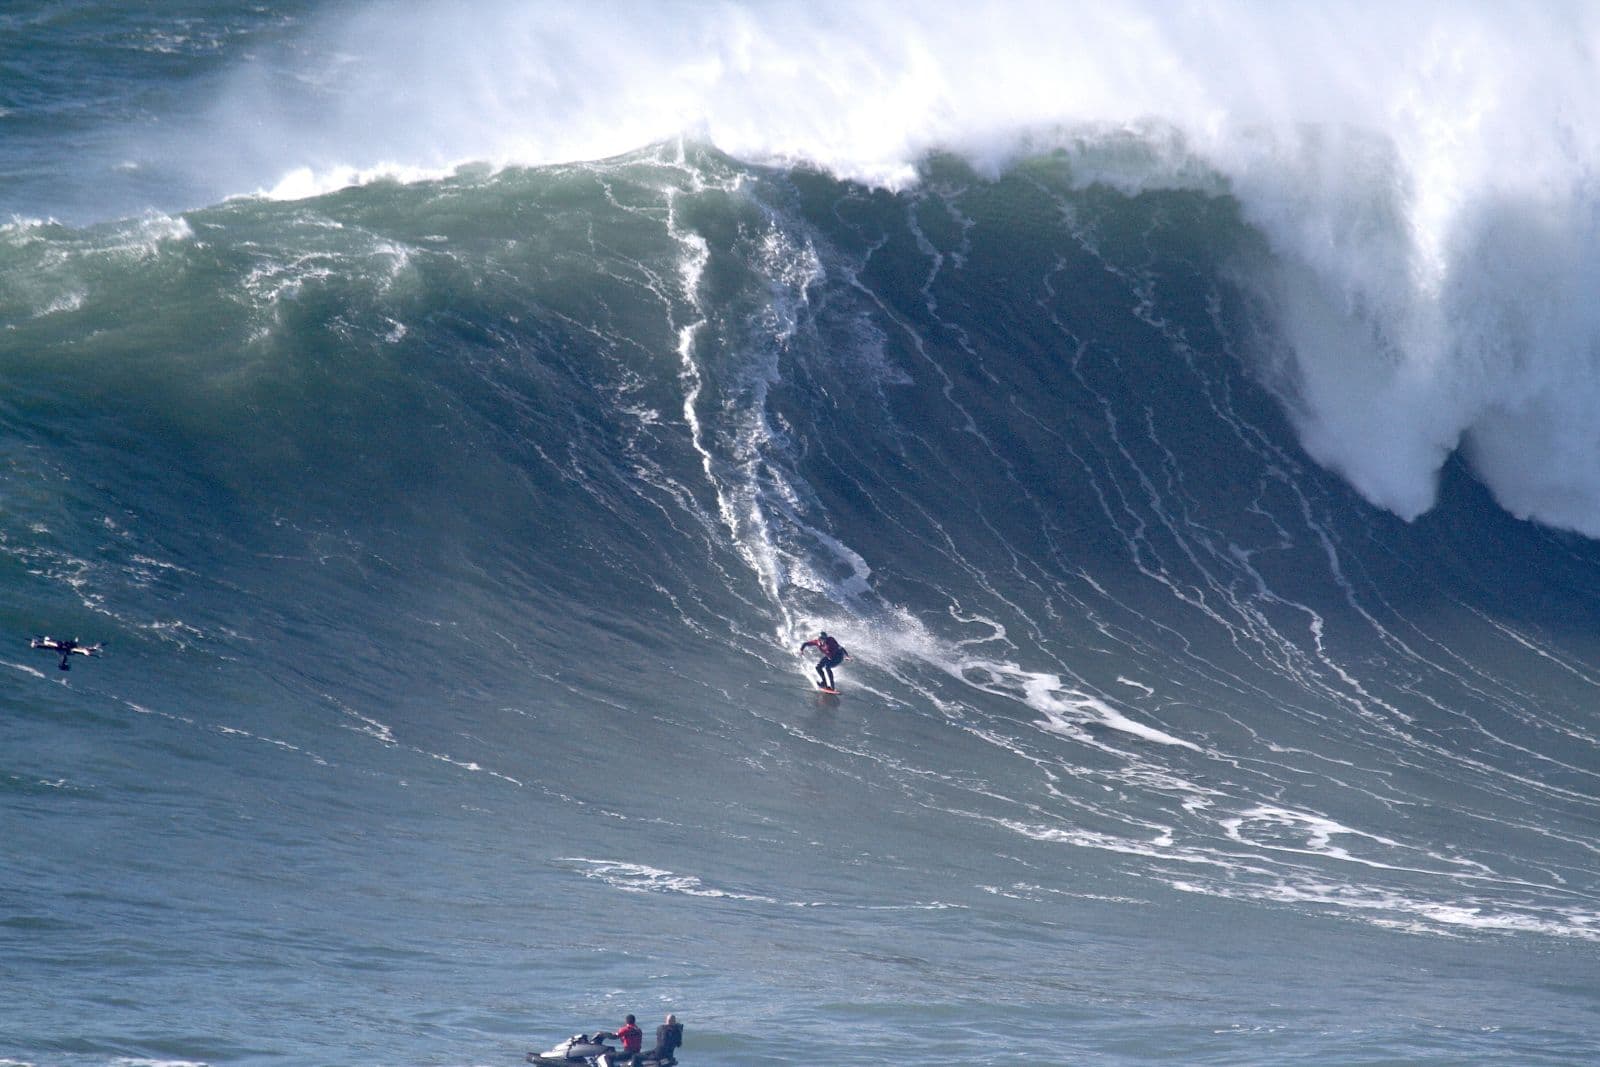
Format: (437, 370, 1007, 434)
(29, 635, 101, 671)
(527, 1031, 678, 1066)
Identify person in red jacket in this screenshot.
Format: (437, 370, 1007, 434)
(614, 1015, 642, 1058)
(594, 1015, 641, 1067)
(799, 631, 849, 691)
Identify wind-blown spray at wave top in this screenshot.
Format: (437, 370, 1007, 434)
(117, 0, 1598, 539)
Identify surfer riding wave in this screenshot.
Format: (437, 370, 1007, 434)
(799, 631, 849, 691)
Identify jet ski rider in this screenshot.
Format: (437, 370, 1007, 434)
(599, 1013, 683, 1067)
(616, 1016, 642, 1058)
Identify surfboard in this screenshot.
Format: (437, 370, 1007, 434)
(816, 686, 841, 695)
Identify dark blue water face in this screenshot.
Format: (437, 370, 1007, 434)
(4, 75, 1600, 1067)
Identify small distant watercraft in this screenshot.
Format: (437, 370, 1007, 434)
(527, 1031, 679, 1066)
(30, 636, 102, 671)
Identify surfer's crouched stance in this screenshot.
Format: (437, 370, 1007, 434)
(799, 631, 849, 690)
(30, 636, 101, 671)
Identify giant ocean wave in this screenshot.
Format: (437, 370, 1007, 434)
(9, 138, 1600, 943)
(42, 0, 1600, 538)
(6, 4, 1600, 1064)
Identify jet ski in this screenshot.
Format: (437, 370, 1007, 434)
(527, 1033, 619, 1065)
(526, 1032, 678, 1066)
(30, 636, 102, 671)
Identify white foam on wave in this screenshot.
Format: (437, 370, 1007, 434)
(1170, 873, 1600, 944)
(560, 857, 780, 905)
(1220, 804, 1495, 877)
(815, 606, 1198, 749)
(560, 857, 962, 911)
(165, 0, 1600, 535)
(1021, 675, 1201, 751)
(991, 808, 1600, 943)
(3, 212, 194, 321)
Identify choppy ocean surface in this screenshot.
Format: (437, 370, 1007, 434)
(6, 3, 1600, 1065)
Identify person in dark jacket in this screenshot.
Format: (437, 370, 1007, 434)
(799, 631, 849, 690)
(647, 1014, 683, 1065)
